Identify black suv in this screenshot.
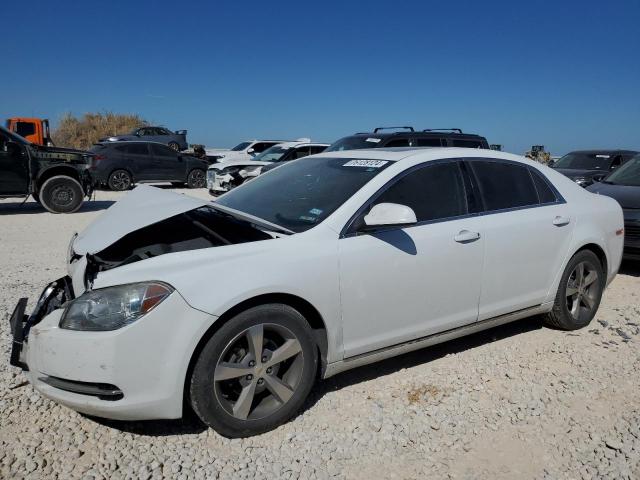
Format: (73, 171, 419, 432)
(89, 141, 209, 190)
(550, 150, 638, 187)
(325, 127, 489, 152)
(0, 125, 93, 213)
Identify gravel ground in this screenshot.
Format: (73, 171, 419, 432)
(1, 188, 640, 480)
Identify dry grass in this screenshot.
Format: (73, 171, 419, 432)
(52, 112, 147, 150)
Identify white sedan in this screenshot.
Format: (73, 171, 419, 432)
(10, 148, 624, 438)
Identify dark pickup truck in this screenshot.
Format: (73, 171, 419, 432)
(0, 125, 94, 213)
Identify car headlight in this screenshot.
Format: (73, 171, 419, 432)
(60, 282, 174, 331)
(573, 177, 590, 186)
(239, 166, 262, 177)
(220, 167, 240, 176)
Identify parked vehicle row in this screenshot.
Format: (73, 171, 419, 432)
(9, 147, 625, 438)
(550, 150, 638, 187)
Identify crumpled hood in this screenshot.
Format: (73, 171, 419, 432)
(587, 182, 640, 209)
(73, 186, 209, 255)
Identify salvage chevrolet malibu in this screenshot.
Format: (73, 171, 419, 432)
(9, 148, 624, 437)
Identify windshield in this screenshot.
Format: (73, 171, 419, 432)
(604, 156, 640, 186)
(325, 136, 384, 152)
(231, 141, 252, 152)
(216, 156, 392, 232)
(253, 145, 289, 163)
(553, 153, 612, 170)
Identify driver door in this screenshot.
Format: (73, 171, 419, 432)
(0, 133, 30, 195)
(338, 160, 484, 357)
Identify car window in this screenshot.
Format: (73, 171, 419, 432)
(231, 141, 252, 151)
(16, 122, 36, 137)
(157, 128, 172, 135)
(310, 146, 327, 155)
(151, 143, 176, 158)
(325, 136, 384, 152)
(416, 138, 443, 147)
(125, 144, 149, 155)
(293, 147, 311, 159)
(451, 139, 483, 148)
(384, 139, 411, 147)
(370, 162, 467, 223)
(553, 153, 612, 170)
(251, 142, 273, 153)
(604, 156, 640, 186)
(470, 161, 539, 211)
(530, 169, 558, 204)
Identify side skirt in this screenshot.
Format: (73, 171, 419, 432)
(322, 303, 552, 379)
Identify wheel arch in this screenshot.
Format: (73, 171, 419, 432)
(35, 166, 82, 192)
(574, 242, 608, 278)
(182, 293, 329, 414)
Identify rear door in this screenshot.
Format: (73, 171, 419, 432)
(150, 143, 184, 181)
(123, 143, 153, 181)
(467, 159, 574, 319)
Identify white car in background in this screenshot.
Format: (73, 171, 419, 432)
(205, 140, 288, 164)
(207, 140, 329, 194)
(10, 148, 624, 438)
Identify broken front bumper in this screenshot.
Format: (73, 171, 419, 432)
(207, 170, 232, 194)
(9, 279, 217, 421)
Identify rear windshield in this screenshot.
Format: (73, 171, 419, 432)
(217, 157, 392, 232)
(605, 156, 640, 186)
(325, 136, 384, 152)
(553, 153, 612, 170)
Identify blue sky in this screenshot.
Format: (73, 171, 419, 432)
(3, 0, 639, 154)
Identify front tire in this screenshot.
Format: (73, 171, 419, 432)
(544, 250, 604, 330)
(39, 176, 84, 214)
(187, 168, 206, 188)
(108, 170, 132, 191)
(189, 304, 318, 438)
(168, 142, 180, 151)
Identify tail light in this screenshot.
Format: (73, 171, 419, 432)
(90, 154, 106, 169)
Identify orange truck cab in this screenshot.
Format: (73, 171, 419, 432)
(5, 118, 54, 146)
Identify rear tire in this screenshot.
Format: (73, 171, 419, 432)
(168, 142, 180, 151)
(189, 304, 318, 438)
(543, 250, 604, 330)
(39, 176, 84, 214)
(108, 170, 132, 191)
(187, 169, 206, 189)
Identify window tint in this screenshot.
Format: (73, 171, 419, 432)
(470, 161, 538, 211)
(251, 142, 274, 153)
(309, 146, 327, 155)
(151, 143, 176, 158)
(373, 162, 467, 223)
(416, 138, 442, 147)
(384, 138, 411, 147)
(157, 128, 172, 135)
(125, 144, 149, 155)
(293, 147, 311, 159)
(16, 122, 35, 137)
(530, 169, 557, 204)
(452, 139, 483, 148)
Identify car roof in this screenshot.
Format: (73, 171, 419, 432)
(312, 147, 524, 163)
(271, 141, 330, 149)
(564, 149, 639, 155)
(94, 140, 176, 147)
(346, 129, 486, 140)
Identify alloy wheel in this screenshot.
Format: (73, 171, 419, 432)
(213, 323, 304, 421)
(189, 170, 206, 188)
(566, 261, 600, 321)
(111, 172, 130, 190)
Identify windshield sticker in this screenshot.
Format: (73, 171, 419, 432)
(298, 215, 317, 223)
(596, 155, 610, 158)
(309, 208, 323, 216)
(365, 138, 382, 143)
(343, 160, 389, 168)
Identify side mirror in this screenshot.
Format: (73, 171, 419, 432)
(592, 173, 606, 183)
(547, 159, 555, 167)
(363, 203, 417, 228)
(247, 148, 255, 155)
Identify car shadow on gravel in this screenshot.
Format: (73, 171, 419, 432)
(619, 260, 640, 277)
(0, 200, 115, 215)
(87, 317, 543, 437)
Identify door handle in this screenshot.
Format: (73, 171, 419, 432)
(454, 230, 481, 243)
(552, 216, 571, 227)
